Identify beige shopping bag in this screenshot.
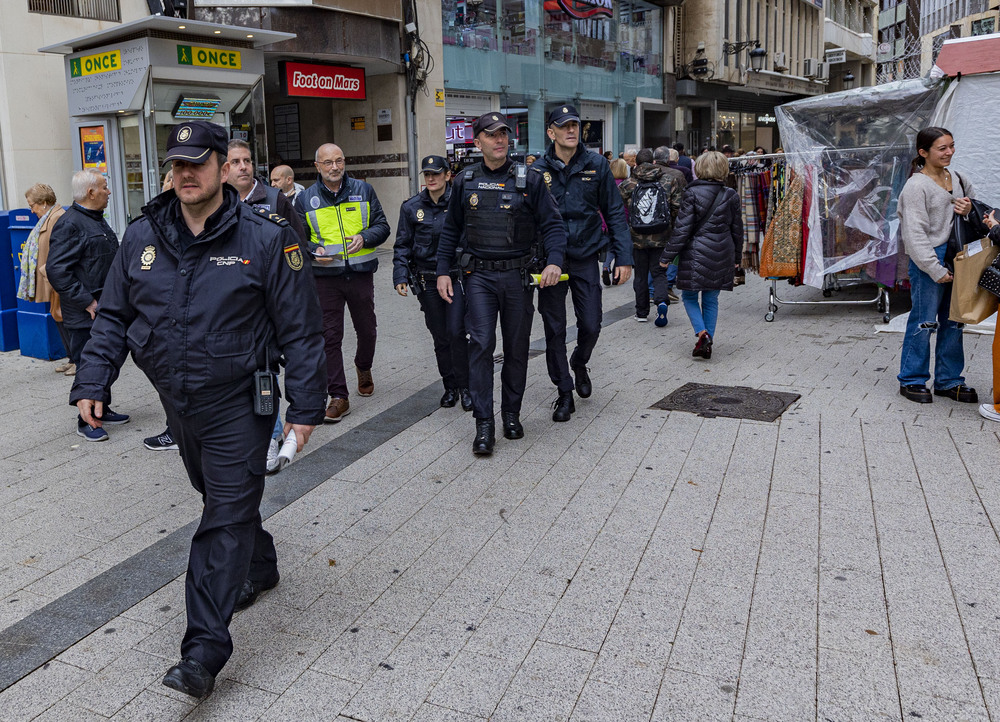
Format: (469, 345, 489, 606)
(950, 238, 1000, 324)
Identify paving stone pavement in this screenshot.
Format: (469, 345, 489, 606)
(1, 256, 998, 721)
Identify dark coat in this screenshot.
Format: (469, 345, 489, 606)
(660, 180, 743, 292)
(69, 186, 327, 423)
(529, 145, 633, 266)
(46, 203, 120, 329)
(393, 185, 453, 285)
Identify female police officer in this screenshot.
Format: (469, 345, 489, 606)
(393, 155, 472, 411)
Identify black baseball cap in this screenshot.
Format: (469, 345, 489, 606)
(472, 112, 512, 136)
(421, 155, 448, 174)
(547, 104, 580, 127)
(163, 121, 229, 165)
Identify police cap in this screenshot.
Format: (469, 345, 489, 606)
(472, 112, 512, 136)
(421, 155, 448, 174)
(546, 104, 580, 127)
(163, 121, 229, 165)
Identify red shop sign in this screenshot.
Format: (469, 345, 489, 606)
(280, 61, 366, 100)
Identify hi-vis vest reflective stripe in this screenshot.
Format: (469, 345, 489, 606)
(306, 202, 376, 266)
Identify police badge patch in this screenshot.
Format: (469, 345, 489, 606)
(469, 193, 479, 208)
(542, 171, 552, 189)
(416, 208, 425, 221)
(284, 243, 304, 271)
(140, 245, 156, 271)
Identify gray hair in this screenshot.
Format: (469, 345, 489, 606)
(653, 145, 671, 164)
(668, 148, 679, 163)
(71, 170, 104, 202)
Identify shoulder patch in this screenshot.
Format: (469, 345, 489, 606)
(283, 243, 304, 271)
(255, 207, 290, 227)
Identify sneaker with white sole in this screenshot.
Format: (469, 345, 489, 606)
(77, 418, 108, 442)
(144, 431, 178, 450)
(635, 314, 648, 323)
(100, 408, 130, 425)
(979, 403, 1000, 423)
(277, 429, 297, 470)
(265, 438, 281, 474)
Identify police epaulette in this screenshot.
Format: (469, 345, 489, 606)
(254, 207, 290, 227)
(126, 213, 146, 226)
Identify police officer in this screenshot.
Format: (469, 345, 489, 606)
(393, 155, 472, 411)
(70, 121, 326, 698)
(531, 105, 632, 422)
(437, 112, 568, 455)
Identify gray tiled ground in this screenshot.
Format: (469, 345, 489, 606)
(1, 256, 999, 720)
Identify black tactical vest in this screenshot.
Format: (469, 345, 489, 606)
(462, 163, 536, 259)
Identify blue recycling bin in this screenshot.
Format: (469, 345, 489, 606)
(0, 210, 18, 351)
(9, 208, 65, 360)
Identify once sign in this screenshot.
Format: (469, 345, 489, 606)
(177, 45, 242, 70)
(281, 61, 367, 100)
(70, 50, 122, 78)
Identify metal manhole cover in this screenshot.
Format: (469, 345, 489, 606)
(651, 382, 800, 422)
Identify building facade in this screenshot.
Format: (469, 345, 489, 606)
(675, 0, 826, 153)
(823, 0, 877, 92)
(920, 3, 997, 75)
(876, 0, 921, 81)
(0, 0, 149, 209)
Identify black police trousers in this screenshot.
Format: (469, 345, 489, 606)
(417, 282, 469, 391)
(464, 269, 534, 419)
(537, 255, 602, 394)
(161, 389, 278, 676)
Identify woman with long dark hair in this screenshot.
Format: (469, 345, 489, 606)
(896, 127, 978, 404)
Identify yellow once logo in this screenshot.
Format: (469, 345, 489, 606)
(177, 45, 241, 70)
(70, 50, 122, 78)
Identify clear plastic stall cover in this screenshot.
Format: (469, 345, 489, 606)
(776, 79, 944, 288)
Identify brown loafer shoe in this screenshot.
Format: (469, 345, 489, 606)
(357, 367, 374, 396)
(324, 397, 350, 423)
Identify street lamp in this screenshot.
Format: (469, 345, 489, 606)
(842, 71, 855, 89)
(723, 40, 767, 73)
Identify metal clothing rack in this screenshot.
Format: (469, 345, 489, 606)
(728, 151, 897, 323)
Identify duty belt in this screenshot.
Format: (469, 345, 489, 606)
(472, 254, 535, 272)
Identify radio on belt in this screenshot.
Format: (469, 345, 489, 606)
(254, 348, 276, 416)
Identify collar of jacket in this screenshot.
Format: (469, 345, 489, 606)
(70, 202, 108, 221)
(142, 185, 242, 250)
(542, 143, 587, 174)
(239, 177, 268, 204)
(315, 173, 354, 204)
(420, 184, 451, 207)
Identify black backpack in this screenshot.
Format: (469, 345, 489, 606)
(628, 178, 671, 234)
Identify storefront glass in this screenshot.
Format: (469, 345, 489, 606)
(442, 0, 663, 157)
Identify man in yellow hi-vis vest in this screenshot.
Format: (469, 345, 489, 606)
(294, 143, 390, 422)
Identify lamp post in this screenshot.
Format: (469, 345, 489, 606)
(722, 40, 767, 73)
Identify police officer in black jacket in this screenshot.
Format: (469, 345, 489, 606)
(70, 121, 326, 699)
(437, 112, 568, 455)
(393, 155, 472, 411)
(531, 105, 632, 422)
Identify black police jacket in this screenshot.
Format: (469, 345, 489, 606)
(436, 158, 567, 276)
(392, 185, 453, 286)
(240, 177, 308, 246)
(69, 186, 327, 423)
(45, 203, 119, 329)
(529, 145, 633, 266)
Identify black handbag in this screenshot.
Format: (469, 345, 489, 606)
(947, 174, 994, 270)
(979, 255, 1000, 297)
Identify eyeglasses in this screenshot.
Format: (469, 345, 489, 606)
(315, 159, 345, 168)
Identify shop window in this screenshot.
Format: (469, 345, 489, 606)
(972, 16, 996, 35)
(28, 0, 120, 22)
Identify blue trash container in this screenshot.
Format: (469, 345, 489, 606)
(9, 208, 65, 360)
(0, 210, 18, 351)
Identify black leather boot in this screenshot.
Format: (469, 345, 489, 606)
(501, 411, 524, 439)
(551, 391, 575, 422)
(440, 388, 459, 408)
(473, 419, 495, 455)
(459, 387, 473, 412)
(572, 366, 592, 398)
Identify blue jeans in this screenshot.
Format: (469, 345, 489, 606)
(681, 290, 720, 337)
(666, 263, 678, 288)
(897, 246, 966, 390)
(272, 414, 283, 440)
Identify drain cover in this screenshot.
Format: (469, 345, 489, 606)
(652, 383, 800, 422)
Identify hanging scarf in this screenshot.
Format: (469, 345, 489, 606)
(17, 207, 54, 302)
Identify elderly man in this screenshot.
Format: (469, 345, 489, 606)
(270, 164, 304, 203)
(47, 169, 130, 441)
(294, 144, 390, 422)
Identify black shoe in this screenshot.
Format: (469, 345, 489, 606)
(440, 389, 459, 408)
(552, 391, 575, 422)
(934, 385, 979, 403)
(573, 366, 592, 398)
(235, 576, 279, 612)
(899, 385, 933, 403)
(162, 657, 215, 699)
(501, 412, 524, 440)
(459, 388, 473, 412)
(473, 419, 495, 456)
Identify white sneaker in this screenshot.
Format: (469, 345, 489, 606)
(265, 437, 281, 474)
(635, 314, 648, 323)
(979, 403, 1000, 422)
(277, 429, 297, 470)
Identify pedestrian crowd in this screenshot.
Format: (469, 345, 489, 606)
(12, 115, 999, 701)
